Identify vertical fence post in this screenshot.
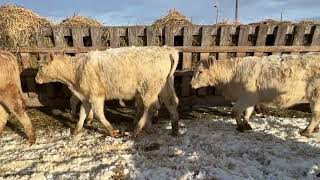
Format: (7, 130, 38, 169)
(146, 26, 155, 46)
(218, 26, 230, 59)
(198, 26, 212, 96)
(180, 26, 193, 97)
(273, 24, 289, 55)
(109, 27, 120, 48)
(52, 26, 65, 47)
(254, 24, 269, 56)
(237, 25, 249, 57)
(291, 24, 306, 55)
(311, 25, 320, 46)
(165, 26, 174, 46)
(72, 28, 84, 47)
(91, 27, 102, 48)
(128, 26, 138, 46)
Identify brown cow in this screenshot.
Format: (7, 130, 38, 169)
(0, 51, 35, 143)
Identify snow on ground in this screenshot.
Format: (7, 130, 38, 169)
(0, 106, 320, 180)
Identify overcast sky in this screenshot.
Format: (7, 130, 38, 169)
(4, 0, 320, 25)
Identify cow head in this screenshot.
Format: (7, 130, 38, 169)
(35, 53, 65, 84)
(191, 56, 217, 89)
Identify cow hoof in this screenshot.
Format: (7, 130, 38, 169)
(110, 129, 123, 138)
(244, 123, 253, 130)
(299, 129, 312, 138)
(313, 126, 319, 133)
(236, 125, 246, 132)
(27, 136, 36, 145)
(72, 128, 81, 136)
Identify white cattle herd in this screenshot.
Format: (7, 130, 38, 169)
(0, 46, 320, 144)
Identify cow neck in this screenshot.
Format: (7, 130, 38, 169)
(55, 57, 84, 99)
(212, 60, 237, 85)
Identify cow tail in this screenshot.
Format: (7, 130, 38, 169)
(168, 51, 179, 80)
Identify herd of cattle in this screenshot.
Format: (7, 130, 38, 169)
(1, 46, 320, 144)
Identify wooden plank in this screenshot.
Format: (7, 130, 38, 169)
(254, 24, 269, 56)
(237, 25, 249, 57)
(218, 26, 230, 59)
(146, 26, 155, 46)
(311, 25, 320, 46)
(137, 26, 146, 36)
(198, 26, 212, 96)
(177, 46, 320, 53)
(41, 28, 53, 37)
(109, 27, 120, 48)
(71, 28, 84, 47)
(181, 26, 193, 97)
(292, 25, 306, 46)
(291, 24, 306, 55)
(91, 27, 102, 48)
(20, 53, 37, 98)
(52, 27, 65, 47)
(128, 26, 138, 46)
(179, 95, 231, 107)
(200, 26, 212, 60)
(273, 24, 289, 55)
(5, 45, 320, 54)
(165, 26, 174, 46)
(36, 31, 45, 47)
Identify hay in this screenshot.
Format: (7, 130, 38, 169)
(299, 20, 320, 24)
(119, 36, 128, 47)
(210, 35, 218, 46)
(192, 35, 201, 46)
(152, 9, 192, 45)
(101, 29, 110, 47)
(59, 15, 103, 27)
(0, 4, 51, 49)
(152, 9, 192, 31)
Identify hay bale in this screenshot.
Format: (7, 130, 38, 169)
(0, 4, 51, 49)
(59, 15, 103, 27)
(152, 9, 192, 30)
(151, 9, 192, 45)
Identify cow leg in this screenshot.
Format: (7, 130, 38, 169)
(70, 95, 80, 120)
(134, 95, 158, 136)
(160, 81, 179, 136)
(85, 108, 94, 126)
(0, 105, 9, 134)
(233, 97, 256, 132)
(243, 106, 254, 130)
(90, 97, 117, 137)
(152, 102, 160, 124)
(2, 86, 35, 144)
(133, 95, 144, 126)
(300, 102, 320, 137)
(73, 101, 91, 135)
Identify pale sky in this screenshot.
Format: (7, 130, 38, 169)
(3, 0, 320, 25)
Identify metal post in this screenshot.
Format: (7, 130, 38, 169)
(235, 0, 239, 24)
(214, 5, 219, 24)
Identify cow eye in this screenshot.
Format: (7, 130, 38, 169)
(199, 70, 203, 74)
